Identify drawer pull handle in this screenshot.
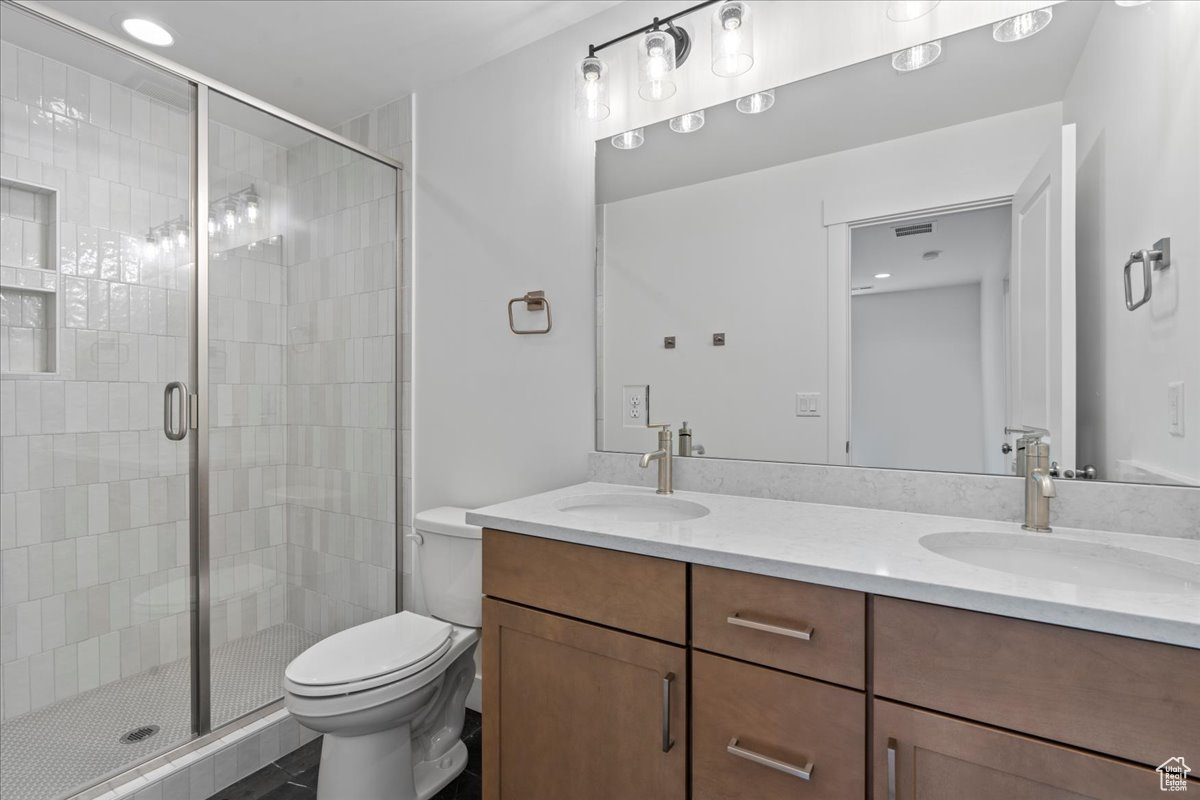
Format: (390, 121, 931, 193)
(727, 737, 813, 781)
(727, 612, 814, 640)
(887, 737, 898, 800)
(661, 672, 675, 753)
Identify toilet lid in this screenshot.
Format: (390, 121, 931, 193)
(285, 611, 453, 687)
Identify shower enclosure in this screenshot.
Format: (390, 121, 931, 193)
(0, 5, 401, 798)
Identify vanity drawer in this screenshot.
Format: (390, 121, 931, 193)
(483, 529, 687, 644)
(873, 597, 1200, 768)
(693, 650, 865, 800)
(692, 565, 866, 688)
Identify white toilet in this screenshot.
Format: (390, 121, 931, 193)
(284, 507, 482, 800)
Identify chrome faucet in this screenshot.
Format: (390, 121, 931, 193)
(1011, 427, 1056, 531)
(640, 424, 674, 494)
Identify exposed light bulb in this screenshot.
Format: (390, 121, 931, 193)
(669, 110, 705, 134)
(892, 40, 942, 72)
(712, 1, 754, 77)
(574, 56, 610, 121)
(611, 129, 645, 150)
(736, 89, 775, 114)
(993, 8, 1052, 42)
(638, 30, 677, 101)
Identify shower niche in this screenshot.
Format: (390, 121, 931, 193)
(0, 177, 58, 374)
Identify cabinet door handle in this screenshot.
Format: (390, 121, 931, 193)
(727, 612, 814, 640)
(727, 737, 813, 781)
(887, 737, 898, 800)
(661, 672, 675, 753)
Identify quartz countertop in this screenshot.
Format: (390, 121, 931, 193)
(466, 482, 1200, 648)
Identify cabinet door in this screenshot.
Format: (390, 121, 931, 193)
(693, 651, 865, 800)
(873, 700, 1175, 800)
(483, 598, 687, 800)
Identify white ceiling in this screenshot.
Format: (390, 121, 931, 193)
(30, 0, 623, 127)
(597, 0, 1100, 203)
(850, 204, 1011, 296)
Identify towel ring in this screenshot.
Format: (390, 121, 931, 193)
(508, 290, 553, 335)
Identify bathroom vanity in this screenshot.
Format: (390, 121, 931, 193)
(469, 484, 1200, 800)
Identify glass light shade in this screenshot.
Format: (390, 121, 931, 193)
(223, 202, 237, 233)
(611, 129, 645, 150)
(736, 89, 775, 114)
(142, 235, 157, 261)
(244, 193, 260, 224)
(207, 214, 219, 237)
(574, 56, 610, 121)
(886, 1, 940, 22)
(638, 30, 677, 101)
(993, 8, 1052, 42)
(892, 40, 942, 72)
(175, 226, 188, 249)
(712, 1, 754, 78)
(669, 110, 705, 133)
(160, 229, 174, 254)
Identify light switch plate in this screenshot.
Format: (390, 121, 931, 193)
(796, 392, 821, 417)
(624, 384, 649, 427)
(1168, 381, 1184, 436)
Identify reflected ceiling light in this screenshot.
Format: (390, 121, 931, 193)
(892, 40, 942, 72)
(611, 129, 645, 150)
(669, 110, 705, 133)
(874, 273, 892, 279)
(639, 29, 678, 101)
(120, 18, 174, 47)
(886, 1, 940, 22)
(1114, 1, 1150, 5)
(993, 8, 1053, 43)
(712, 1, 754, 78)
(736, 89, 775, 114)
(574, 56, 610, 121)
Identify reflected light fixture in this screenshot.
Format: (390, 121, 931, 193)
(611, 129, 645, 150)
(142, 234, 157, 262)
(244, 191, 261, 224)
(892, 40, 942, 72)
(874, 273, 892, 279)
(1114, 1, 1150, 5)
(639, 28, 677, 101)
(993, 8, 1053, 42)
(712, 1, 754, 78)
(669, 110, 705, 133)
(736, 89, 775, 114)
(574, 55, 610, 121)
(120, 18, 174, 47)
(886, 1, 940, 22)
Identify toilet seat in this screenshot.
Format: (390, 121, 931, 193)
(285, 611, 453, 697)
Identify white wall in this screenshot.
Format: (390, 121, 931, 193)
(600, 104, 1060, 463)
(852, 283, 986, 473)
(1067, 1, 1200, 484)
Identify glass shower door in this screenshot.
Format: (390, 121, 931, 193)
(0, 5, 198, 798)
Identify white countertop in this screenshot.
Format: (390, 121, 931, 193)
(467, 482, 1200, 649)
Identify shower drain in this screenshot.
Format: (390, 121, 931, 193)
(119, 725, 161, 744)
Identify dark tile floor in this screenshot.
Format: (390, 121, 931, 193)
(209, 711, 482, 800)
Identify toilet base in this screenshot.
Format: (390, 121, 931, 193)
(316, 729, 467, 800)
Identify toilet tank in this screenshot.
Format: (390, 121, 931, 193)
(413, 507, 482, 627)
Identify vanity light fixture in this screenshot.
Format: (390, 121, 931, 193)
(712, 1, 754, 78)
(669, 110, 705, 133)
(639, 28, 678, 101)
(886, 1, 940, 22)
(874, 273, 892, 279)
(993, 8, 1053, 43)
(574, 56, 611, 121)
(120, 18, 174, 47)
(612, 128, 645, 150)
(736, 89, 775, 114)
(892, 40, 942, 72)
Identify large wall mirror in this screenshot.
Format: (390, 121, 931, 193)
(595, 0, 1198, 487)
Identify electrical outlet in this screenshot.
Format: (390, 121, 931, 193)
(624, 385, 649, 428)
(1168, 381, 1185, 436)
(795, 392, 821, 417)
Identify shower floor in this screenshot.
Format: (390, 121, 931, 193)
(0, 623, 320, 800)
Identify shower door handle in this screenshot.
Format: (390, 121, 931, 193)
(163, 381, 189, 441)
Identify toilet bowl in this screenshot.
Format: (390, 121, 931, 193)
(284, 507, 482, 800)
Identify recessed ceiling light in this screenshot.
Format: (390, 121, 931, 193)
(886, 1, 940, 22)
(611, 129, 645, 150)
(993, 8, 1053, 43)
(121, 18, 174, 47)
(892, 40, 942, 72)
(874, 273, 892, 279)
(922, 250, 942, 260)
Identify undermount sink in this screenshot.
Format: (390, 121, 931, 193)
(555, 493, 710, 523)
(920, 531, 1200, 594)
